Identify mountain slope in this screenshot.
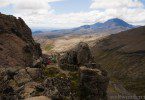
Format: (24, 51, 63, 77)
(39, 18, 135, 36)
(91, 26, 145, 96)
(72, 18, 134, 34)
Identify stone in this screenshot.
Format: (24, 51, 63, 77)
(58, 42, 93, 70)
(0, 13, 42, 68)
(79, 65, 109, 100)
(43, 77, 71, 99)
(25, 96, 51, 100)
(14, 68, 43, 85)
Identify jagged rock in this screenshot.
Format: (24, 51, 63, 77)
(14, 68, 43, 85)
(20, 82, 40, 99)
(59, 42, 93, 70)
(43, 77, 71, 99)
(2, 86, 14, 95)
(79, 64, 109, 100)
(75, 42, 93, 65)
(0, 85, 19, 100)
(35, 85, 45, 92)
(25, 96, 51, 100)
(0, 13, 42, 67)
(32, 57, 43, 68)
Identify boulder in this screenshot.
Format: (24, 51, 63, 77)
(20, 82, 40, 98)
(25, 96, 51, 100)
(58, 42, 93, 70)
(75, 42, 93, 65)
(79, 65, 109, 100)
(43, 77, 71, 99)
(14, 68, 43, 85)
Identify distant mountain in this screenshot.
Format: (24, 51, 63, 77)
(72, 18, 134, 34)
(80, 18, 133, 29)
(32, 30, 44, 34)
(38, 18, 136, 37)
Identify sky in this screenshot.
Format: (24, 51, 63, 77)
(0, 0, 145, 29)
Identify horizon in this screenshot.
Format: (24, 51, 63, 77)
(0, 0, 145, 29)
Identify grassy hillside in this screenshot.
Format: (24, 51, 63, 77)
(91, 26, 145, 96)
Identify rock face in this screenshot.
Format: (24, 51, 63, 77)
(0, 67, 43, 99)
(0, 13, 42, 67)
(79, 63, 109, 100)
(59, 42, 93, 70)
(43, 77, 71, 99)
(0, 13, 43, 99)
(25, 96, 51, 100)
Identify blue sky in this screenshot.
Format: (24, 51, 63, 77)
(0, 0, 145, 29)
(50, 0, 92, 14)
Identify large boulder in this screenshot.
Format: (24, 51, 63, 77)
(14, 68, 43, 85)
(0, 13, 42, 68)
(79, 64, 109, 100)
(43, 77, 71, 99)
(75, 42, 93, 65)
(58, 42, 93, 70)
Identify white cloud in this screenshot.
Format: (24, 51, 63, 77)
(0, 0, 11, 7)
(20, 11, 102, 28)
(90, 0, 143, 9)
(0, 0, 145, 28)
(89, 0, 145, 25)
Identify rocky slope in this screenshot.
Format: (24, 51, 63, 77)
(92, 26, 145, 96)
(0, 14, 110, 100)
(0, 13, 42, 68)
(0, 13, 43, 99)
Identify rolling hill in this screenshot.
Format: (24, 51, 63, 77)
(91, 26, 145, 96)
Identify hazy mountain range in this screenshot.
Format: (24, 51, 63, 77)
(33, 18, 136, 36)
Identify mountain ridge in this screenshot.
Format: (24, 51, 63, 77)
(80, 18, 134, 30)
(33, 18, 136, 37)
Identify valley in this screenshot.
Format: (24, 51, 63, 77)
(0, 13, 145, 100)
(34, 34, 107, 54)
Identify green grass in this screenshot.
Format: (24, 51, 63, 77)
(68, 72, 80, 97)
(94, 49, 145, 96)
(44, 44, 53, 51)
(122, 78, 145, 96)
(43, 67, 60, 77)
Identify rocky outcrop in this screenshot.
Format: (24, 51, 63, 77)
(25, 96, 51, 100)
(0, 67, 43, 99)
(0, 13, 110, 100)
(0, 13, 42, 68)
(79, 63, 109, 100)
(59, 42, 93, 70)
(0, 13, 43, 99)
(43, 77, 71, 99)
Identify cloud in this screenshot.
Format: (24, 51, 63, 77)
(89, 0, 145, 25)
(20, 11, 102, 28)
(0, 0, 11, 7)
(90, 0, 144, 9)
(0, 0, 145, 28)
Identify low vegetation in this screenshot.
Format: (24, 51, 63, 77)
(44, 44, 54, 51)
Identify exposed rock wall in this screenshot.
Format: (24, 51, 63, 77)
(0, 13, 42, 67)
